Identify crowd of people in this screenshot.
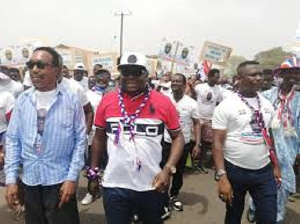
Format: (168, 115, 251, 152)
(0, 46, 300, 224)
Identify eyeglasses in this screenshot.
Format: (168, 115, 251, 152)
(120, 68, 147, 77)
(26, 60, 54, 70)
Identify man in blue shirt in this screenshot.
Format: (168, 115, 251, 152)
(5, 47, 86, 224)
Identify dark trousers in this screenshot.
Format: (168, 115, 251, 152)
(103, 187, 163, 224)
(23, 183, 80, 224)
(225, 161, 277, 224)
(161, 141, 191, 197)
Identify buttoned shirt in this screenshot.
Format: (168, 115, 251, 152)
(5, 84, 86, 186)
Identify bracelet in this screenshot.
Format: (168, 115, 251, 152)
(85, 166, 100, 180)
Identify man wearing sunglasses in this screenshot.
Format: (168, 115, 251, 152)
(90, 52, 184, 224)
(5, 47, 86, 224)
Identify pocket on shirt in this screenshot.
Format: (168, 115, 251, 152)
(59, 107, 74, 129)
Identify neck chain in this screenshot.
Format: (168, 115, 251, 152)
(115, 87, 151, 145)
(237, 92, 264, 131)
(237, 92, 278, 166)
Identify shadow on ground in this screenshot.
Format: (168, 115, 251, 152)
(285, 206, 300, 224)
(180, 191, 209, 214)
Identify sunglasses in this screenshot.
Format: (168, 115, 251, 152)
(26, 60, 54, 70)
(120, 68, 147, 77)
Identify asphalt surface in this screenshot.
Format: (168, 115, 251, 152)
(1, 169, 299, 224)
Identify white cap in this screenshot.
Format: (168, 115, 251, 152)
(118, 52, 147, 70)
(73, 63, 87, 71)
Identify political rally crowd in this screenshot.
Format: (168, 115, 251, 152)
(0, 47, 300, 224)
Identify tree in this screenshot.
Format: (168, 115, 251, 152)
(224, 55, 247, 77)
(254, 47, 294, 69)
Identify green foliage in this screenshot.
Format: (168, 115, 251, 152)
(254, 47, 294, 69)
(224, 55, 247, 77)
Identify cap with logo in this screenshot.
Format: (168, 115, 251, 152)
(118, 52, 147, 70)
(73, 63, 87, 71)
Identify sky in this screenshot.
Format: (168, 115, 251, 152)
(1, 0, 300, 59)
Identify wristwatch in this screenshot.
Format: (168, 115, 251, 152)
(214, 169, 226, 181)
(164, 164, 176, 175)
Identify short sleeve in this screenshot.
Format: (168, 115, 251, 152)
(212, 102, 228, 130)
(79, 89, 89, 106)
(190, 100, 200, 119)
(23, 71, 32, 87)
(5, 92, 15, 114)
(68, 79, 89, 106)
(194, 84, 202, 96)
(164, 98, 180, 130)
(217, 89, 223, 103)
(94, 96, 107, 128)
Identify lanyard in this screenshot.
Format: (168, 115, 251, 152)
(237, 92, 278, 166)
(277, 90, 295, 133)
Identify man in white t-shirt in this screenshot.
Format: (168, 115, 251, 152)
(81, 69, 114, 205)
(212, 61, 280, 224)
(72, 63, 89, 92)
(162, 73, 200, 213)
(0, 66, 24, 98)
(191, 69, 223, 173)
(0, 90, 15, 186)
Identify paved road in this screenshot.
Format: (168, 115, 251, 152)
(1, 169, 299, 224)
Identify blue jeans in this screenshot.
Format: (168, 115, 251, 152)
(103, 187, 163, 224)
(225, 161, 277, 224)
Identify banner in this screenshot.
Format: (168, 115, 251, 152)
(0, 40, 42, 66)
(146, 57, 158, 78)
(158, 38, 176, 62)
(0, 46, 16, 66)
(175, 45, 196, 74)
(199, 41, 232, 66)
(92, 52, 118, 72)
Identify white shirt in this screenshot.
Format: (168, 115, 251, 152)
(0, 79, 24, 98)
(23, 71, 33, 87)
(86, 89, 104, 145)
(220, 87, 234, 99)
(71, 77, 89, 92)
(23, 73, 89, 107)
(195, 83, 223, 120)
(36, 89, 56, 111)
(212, 93, 274, 170)
(0, 91, 15, 134)
(164, 94, 199, 144)
(60, 78, 89, 106)
(36, 89, 57, 136)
